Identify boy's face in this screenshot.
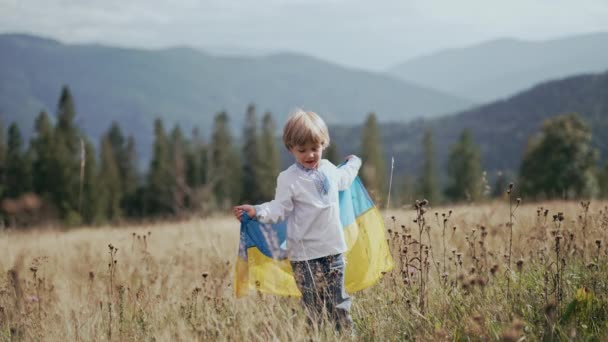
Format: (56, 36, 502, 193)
(291, 142, 324, 169)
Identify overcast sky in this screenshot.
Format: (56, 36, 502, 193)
(1, 0, 608, 70)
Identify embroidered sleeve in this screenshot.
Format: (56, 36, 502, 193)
(336, 156, 362, 191)
(254, 172, 294, 224)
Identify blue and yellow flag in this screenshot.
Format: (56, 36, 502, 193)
(235, 176, 394, 297)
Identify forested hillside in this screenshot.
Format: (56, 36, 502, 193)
(330, 70, 608, 182)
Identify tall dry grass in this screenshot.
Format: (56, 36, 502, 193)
(1, 200, 608, 341)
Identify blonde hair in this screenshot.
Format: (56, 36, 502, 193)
(282, 110, 330, 150)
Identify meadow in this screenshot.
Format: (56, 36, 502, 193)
(1, 199, 608, 341)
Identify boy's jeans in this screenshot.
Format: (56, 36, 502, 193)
(290, 254, 353, 332)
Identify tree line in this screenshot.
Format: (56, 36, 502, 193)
(0, 87, 284, 227)
(408, 113, 608, 206)
(1, 86, 608, 227)
(0, 87, 389, 227)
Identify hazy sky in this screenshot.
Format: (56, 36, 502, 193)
(1, 0, 608, 70)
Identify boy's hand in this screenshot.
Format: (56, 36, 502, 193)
(233, 204, 256, 221)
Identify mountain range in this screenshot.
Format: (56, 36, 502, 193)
(2, 32, 608, 178)
(0, 33, 470, 146)
(388, 32, 608, 102)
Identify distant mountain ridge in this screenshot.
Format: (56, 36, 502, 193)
(388, 32, 608, 102)
(0, 33, 471, 149)
(330, 70, 608, 182)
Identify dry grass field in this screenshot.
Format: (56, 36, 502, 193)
(1, 199, 608, 341)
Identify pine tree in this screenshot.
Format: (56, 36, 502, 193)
(54, 86, 83, 223)
(520, 113, 598, 199)
(99, 137, 122, 221)
(416, 130, 440, 205)
(360, 113, 386, 203)
(81, 139, 101, 224)
(186, 127, 204, 189)
(146, 118, 173, 216)
(445, 129, 483, 202)
(56, 86, 80, 155)
(121, 136, 141, 217)
(30, 112, 55, 199)
(170, 124, 188, 214)
(100, 122, 127, 221)
(5, 123, 32, 198)
(106, 122, 128, 188)
(258, 111, 280, 201)
(123, 136, 139, 194)
(104, 122, 141, 216)
(211, 111, 241, 209)
(241, 104, 263, 203)
(185, 127, 210, 214)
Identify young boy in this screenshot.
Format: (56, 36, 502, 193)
(233, 110, 361, 332)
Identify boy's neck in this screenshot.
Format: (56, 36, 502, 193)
(295, 161, 320, 171)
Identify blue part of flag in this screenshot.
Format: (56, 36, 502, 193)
(339, 177, 373, 227)
(239, 215, 287, 260)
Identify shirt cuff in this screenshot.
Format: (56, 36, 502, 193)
(253, 205, 263, 220)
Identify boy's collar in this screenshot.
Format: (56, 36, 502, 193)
(295, 161, 320, 172)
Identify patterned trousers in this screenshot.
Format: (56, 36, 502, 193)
(290, 254, 353, 332)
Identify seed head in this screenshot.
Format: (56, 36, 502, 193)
(544, 301, 556, 316)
